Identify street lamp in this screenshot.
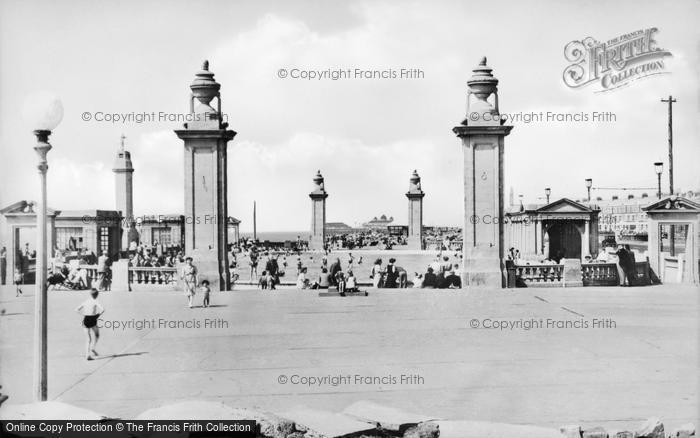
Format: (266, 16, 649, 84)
(654, 162, 663, 199)
(585, 178, 593, 202)
(544, 187, 551, 204)
(23, 92, 63, 401)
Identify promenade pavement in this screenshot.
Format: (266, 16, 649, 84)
(0, 283, 697, 431)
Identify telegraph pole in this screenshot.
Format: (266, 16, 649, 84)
(661, 95, 676, 195)
(661, 95, 676, 256)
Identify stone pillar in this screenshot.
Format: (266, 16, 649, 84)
(583, 220, 591, 258)
(113, 135, 138, 252)
(406, 170, 425, 249)
(309, 170, 328, 251)
(111, 259, 130, 292)
(453, 57, 513, 288)
(175, 61, 236, 291)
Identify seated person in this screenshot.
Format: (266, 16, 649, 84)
(436, 270, 447, 289)
(317, 267, 331, 289)
(421, 267, 438, 289)
(47, 270, 66, 289)
(443, 270, 462, 289)
(411, 272, 423, 288)
(296, 267, 309, 289)
(68, 267, 87, 289)
(345, 271, 358, 292)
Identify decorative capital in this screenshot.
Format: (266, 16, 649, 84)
(190, 60, 221, 107)
(310, 170, 327, 197)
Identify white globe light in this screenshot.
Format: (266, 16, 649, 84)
(22, 91, 64, 131)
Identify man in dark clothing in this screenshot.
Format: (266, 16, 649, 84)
(443, 270, 462, 289)
(422, 267, 438, 288)
(383, 258, 399, 288)
(615, 245, 633, 286)
(265, 255, 279, 284)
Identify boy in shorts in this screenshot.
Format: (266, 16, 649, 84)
(76, 289, 104, 360)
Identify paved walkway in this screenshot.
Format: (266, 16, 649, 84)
(0, 284, 697, 430)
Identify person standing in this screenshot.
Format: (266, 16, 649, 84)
(265, 254, 279, 285)
(200, 280, 211, 307)
(180, 257, 198, 308)
(249, 249, 259, 282)
(75, 289, 104, 361)
(335, 269, 346, 294)
(0, 247, 6, 285)
(614, 245, 630, 286)
(370, 259, 383, 288)
(96, 251, 110, 291)
(14, 267, 24, 296)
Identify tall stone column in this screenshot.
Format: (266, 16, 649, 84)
(175, 61, 236, 291)
(406, 170, 425, 249)
(113, 134, 138, 252)
(453, 57, 513, 288)
(309, 170, 328, 251)
(582, 220, 591, 258)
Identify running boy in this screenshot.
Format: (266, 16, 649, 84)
(76, 289, 104, 361)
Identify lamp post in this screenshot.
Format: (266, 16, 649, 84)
(654, 162, 663, 200)
(544, 187, 551, 204)
(585, 178, 592, 202)
(23, 92, 63, 401)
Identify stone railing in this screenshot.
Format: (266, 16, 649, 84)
(508, 264, 564, 287)
(128, 266, 179, 290)
(582, 263, 619, 286)
(508, 260, 653, 288)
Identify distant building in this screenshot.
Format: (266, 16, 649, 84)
(228, 216, 241, 244)
(136, 214, 241, 250)
(362, 214, 394, 230)
(326, 222, 353, 235)
(595, 190, 700, 239)
(137, 214, 185, 250)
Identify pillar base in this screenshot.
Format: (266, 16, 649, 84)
(462, 248, 504, 288)
(111, 260, 129, 291)
(405, 236, 422, 250)
(191, 250, 227, 291)
(309, 237, 324, 251)
(562, 258, 583, 287)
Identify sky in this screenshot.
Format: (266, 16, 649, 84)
(1, 0, 698, 232)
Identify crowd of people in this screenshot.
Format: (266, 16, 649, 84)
(230, 243, 465, 291)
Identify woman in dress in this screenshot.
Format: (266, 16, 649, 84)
(370, 258, 383, 288)
(180, 257, 198, 308)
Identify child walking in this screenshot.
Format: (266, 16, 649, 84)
(14, 268, 23, 297)
(200, 279, 211, 308)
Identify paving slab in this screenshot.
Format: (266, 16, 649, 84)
(0, 284, 697, 432)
